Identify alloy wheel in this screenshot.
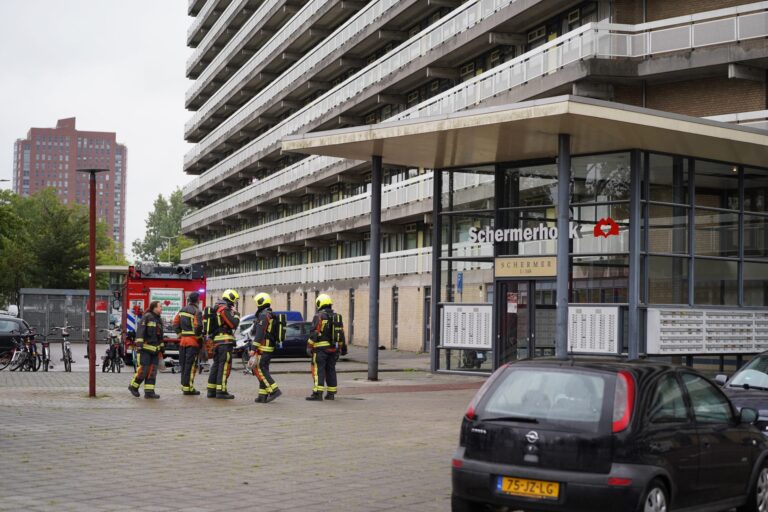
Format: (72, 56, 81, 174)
(757, 467, 768, 512)
(644, 486, 667, 512)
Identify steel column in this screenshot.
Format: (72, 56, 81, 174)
(555, 134, 571, 358)
(87, 170, 97, 397)
(628, 150, 642, 359)
(368, 156, 382, 381)
(430, 169, 442, 373)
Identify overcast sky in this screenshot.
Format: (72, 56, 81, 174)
(0, 0, 193, 257)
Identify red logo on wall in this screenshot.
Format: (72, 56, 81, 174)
(594, 217, 620, 238)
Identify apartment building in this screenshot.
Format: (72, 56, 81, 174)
(182, 0, 768, 356)
(13, 117, 127, 247)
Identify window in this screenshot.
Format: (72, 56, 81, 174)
(648, 375, 688, 423)
(681, 373, 732, 424)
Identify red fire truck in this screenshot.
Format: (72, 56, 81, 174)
(121, 262, 206, 366)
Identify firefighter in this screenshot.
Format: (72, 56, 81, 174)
(206, 289, 240, 399)
(128, 301, 165, 399)
(249, 292, 282, 403)
(306, 294, 347, 401)
(174, 292, 203, 395)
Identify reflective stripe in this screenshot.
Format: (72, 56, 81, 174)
(179, 312, 195, 318)
(313, 341, 332, 348)
(258, 346, 274, 353)
(181, 331, 196, 335)
(146, 322, 157, 327)
(144, 384, 155, 390)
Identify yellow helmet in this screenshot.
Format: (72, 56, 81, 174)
(316, 293, 332, 309)
(253, 292, 271, 308)
(221, 289, 240, 303)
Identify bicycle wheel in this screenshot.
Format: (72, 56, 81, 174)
(0, 350, 12, 371)
(116, 356, 122, 373)
(10, 353, 26, 372)
(64, 349, 72, 372)
(42, 347, 49, 372)
(29, 355, 40, 372)
(102, 357, 109, 372)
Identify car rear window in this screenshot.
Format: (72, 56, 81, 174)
(480, 368, 609, 433)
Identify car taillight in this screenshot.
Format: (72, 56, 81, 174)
(607, 477, 632, 487)
(612, 370, 635, 433)
(464, 363, 509, 420)
(452, 458, 463, 469)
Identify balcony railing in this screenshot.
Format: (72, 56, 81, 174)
(186, 0, 331, 107)
(183, 1, 768, 200)
(183, 172, 493, 261)
(707, 110, 768, 130)
(188, 0, 225, 44)
(187, 0, 249, 74)
(204, 242, 493, 290)
(185, 0, 402, 147)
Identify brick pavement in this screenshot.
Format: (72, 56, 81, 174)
(0, 367, 484, 512)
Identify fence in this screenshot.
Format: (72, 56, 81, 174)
(19, 288, 113, 342)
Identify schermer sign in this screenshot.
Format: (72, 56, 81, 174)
(469, 218, 621, 244)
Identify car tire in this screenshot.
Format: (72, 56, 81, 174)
(639, 479, 669, 512)
(738, 463, 768, 512)
(451, 495, 483, 512)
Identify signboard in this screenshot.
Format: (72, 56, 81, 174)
(568, 306, 619, 354)
(441, 303, 492, 350)
(647, 308, 768, 355)
(85, 299, 108, 313)
(495, 257, 557, 278)
(457, 272, 463, 295)
(149, 288, 184, 338)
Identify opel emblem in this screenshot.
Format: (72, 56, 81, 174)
(526, 431, 539, 444)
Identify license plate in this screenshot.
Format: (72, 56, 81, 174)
(498, 476, 559, 500)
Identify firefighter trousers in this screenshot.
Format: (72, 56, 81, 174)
(207, 344, 233, 393)
(255, 351, 278, 396)
(311, 349, 338, 394)
(179, 345, 200, 392)
(130, 351, 159, 393)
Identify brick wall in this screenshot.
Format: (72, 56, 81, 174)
(612, 0, 643, 24)
(614, 84, 644, 107)
(645, 77, 766, 117)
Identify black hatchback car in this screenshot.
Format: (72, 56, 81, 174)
(0, 314, 32, 352)
(452, 358, 768, 512)
(717, 352, 768, 434)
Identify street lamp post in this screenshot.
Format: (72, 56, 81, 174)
(159, 235, 179, 263)
(76, 167, 109, 398)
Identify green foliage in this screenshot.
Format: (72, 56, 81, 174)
(0, 188, 126, 304)
(131, 189, 192, 264)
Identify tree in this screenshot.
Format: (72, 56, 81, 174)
(0, 189, 126, 304)
(132, 188, 192, 264)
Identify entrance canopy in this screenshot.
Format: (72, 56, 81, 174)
(282, 95, 768, 168)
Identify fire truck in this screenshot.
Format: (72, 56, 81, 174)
(121, 262, 206, 366)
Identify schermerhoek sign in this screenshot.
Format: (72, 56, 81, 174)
(468, 217, 621, 244)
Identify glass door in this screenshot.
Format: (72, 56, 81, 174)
(496, 279, 557, 365)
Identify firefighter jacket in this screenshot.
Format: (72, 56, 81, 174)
(136, 311, 164, 354)
(174, 303, 203, 348)
(250, 307, 276, 353)
(308, 307, 346, 354)
(212, 300, 240, 345)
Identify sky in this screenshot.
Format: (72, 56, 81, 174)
(0, 0, 193, 257)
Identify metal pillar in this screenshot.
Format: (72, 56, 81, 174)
(368, 156, 382, 381)
(555, 134, 571, 359)
(430, 169, 442, 373)
(628, 151, 641, 359)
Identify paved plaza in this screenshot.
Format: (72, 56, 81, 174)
(0, 350, 483, 512)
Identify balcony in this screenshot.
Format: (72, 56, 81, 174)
(185, 0, 351, 111)
(204, 242, 493, 290)
(184, 2, 768, 201)
(707, 110, 768, 131)
(189, 0, 207, 16)
(184, 0, 419, 143)
(188, 0, 233, 48)
(187, 0, 261, 79)
(183, 172, 493, 262)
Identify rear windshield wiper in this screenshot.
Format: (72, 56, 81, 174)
(480, 415, 539, 424)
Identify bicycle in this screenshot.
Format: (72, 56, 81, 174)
(50, 322, 77, 373)
(8, 331, 38, 372)
(100, 327, 124, 373)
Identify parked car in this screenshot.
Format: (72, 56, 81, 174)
(234, 320, 313, 359)
(0, 314, 32, 352)
(717, 352, 768, 434)
(452, 357, 768, 512)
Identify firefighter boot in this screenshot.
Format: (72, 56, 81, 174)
(207, 389, 217, 398)
(306, 391, 323, 401)
(255, 394, 267, 403)
(128, 385, 140, 398)
(145, 391, 160, 399)
(265, 388, 282, 403)
(183, 390, 201, 396)
(216, 391, 235, 399)
(325, 392, 336, 400)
